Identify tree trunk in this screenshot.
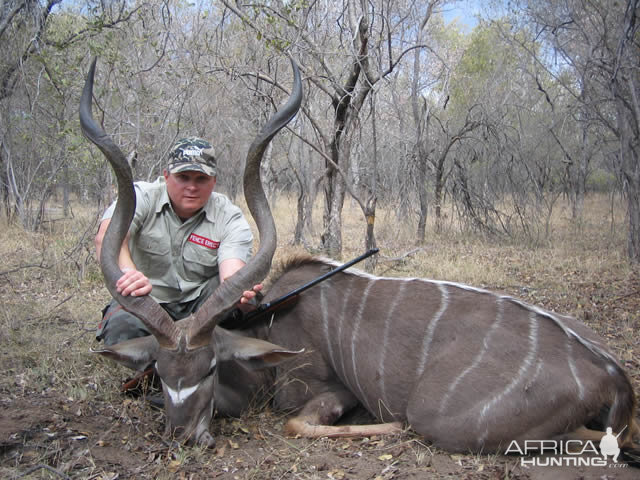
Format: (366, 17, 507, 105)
(624, 160, 640, 262)
(63, 162, 70, 217)
(306, 174, 321, 239)
(292, 155, 308, 246)
(416, 188, 428, 243)
(620, 129, 640, 262)
(364, 204, 377, 271)
(411, 20, 430, 245)
(293, 188, 305, 245)
(0, 142, 10, 220)
(614, 59, 640, 262)
(364, 94, 379, 272)
(434, 159, 445, 233)
(322, 157, 346, 257)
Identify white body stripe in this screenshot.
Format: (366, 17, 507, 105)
(478, 311, 539, 428)
(320, 281, 337, 371)
(567, 339, 585, 400)
(350, 279, 375, 411)
(416, 283, 449, 380)
(336, 275, 355, 390)
(378, 280, 408, 412)
(439, 297, 504, 414)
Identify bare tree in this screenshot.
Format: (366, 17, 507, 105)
(221, 0, 443, 257)
(0, 0, 147, 227)
(511, 0, 640, 261)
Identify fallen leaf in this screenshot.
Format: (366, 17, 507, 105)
(216, 444, 226, 457)
(232, 420, 250, 434)
(167, 459, 181, 473)
(378, 454, 393, 461)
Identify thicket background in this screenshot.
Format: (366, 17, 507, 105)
(1, 0, 639, 262)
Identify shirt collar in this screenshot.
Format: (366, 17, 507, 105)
(155, 177, 172, 214)
(202, 194, 218, 223)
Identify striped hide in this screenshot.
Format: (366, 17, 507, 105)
(258, 255, 637, 453)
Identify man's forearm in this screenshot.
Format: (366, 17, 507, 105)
(95, 218, 136, 271)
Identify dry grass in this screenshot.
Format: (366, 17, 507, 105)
(0, 192, 638, 479)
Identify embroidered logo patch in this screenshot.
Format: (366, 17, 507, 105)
(188, 233, 220, 250)
(183, 147, 203, 156)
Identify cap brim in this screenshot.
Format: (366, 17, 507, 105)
(168, 163, 216, 176)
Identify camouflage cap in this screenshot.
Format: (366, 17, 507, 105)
(168, 137, 217, 177)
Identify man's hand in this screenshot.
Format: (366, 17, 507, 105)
(237, 283, 262, 313)
(240, 283, 263, 304)
(116, 268, 152, 297)
(219, 259, 263, 310)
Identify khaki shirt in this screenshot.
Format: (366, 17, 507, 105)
(102, 177, 253, 304)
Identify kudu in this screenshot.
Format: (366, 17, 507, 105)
(82, 58, 638, 455)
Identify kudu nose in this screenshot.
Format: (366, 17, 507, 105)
(196, 430, 216, 448)
(170, 424, 216, 449)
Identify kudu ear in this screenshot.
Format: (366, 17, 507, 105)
(91, 336, 159, 371)
(215, 327, 303, 370)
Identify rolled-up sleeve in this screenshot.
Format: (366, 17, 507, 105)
(100, 183, 153, 236)
(217, 205, 254, 264)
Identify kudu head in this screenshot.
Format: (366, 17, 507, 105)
(81, 57, 303, 447)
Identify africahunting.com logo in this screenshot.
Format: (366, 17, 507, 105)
(505, 426, 628, 468)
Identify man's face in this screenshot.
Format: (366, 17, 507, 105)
(164, 170, 216, 219)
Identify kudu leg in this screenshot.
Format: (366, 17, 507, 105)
(284, 389, 403, 438)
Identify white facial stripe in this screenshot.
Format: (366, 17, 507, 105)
(162, 380, 199, 406)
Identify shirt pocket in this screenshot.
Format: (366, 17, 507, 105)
(134, 231, 171, 279)
(183, 243, 219, 281)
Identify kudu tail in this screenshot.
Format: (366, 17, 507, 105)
(606, 364, 637, 448)
(603, 363, 640, 466)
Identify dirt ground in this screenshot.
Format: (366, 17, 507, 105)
(1, 203, 640, 479)
(2, 388, 639, 480)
